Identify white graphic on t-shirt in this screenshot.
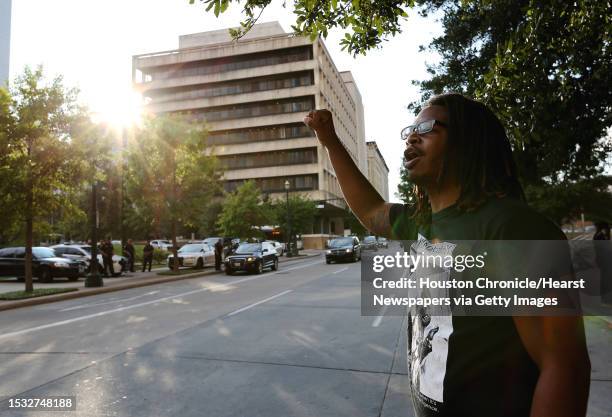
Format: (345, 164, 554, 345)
(408, 235, 455, 405)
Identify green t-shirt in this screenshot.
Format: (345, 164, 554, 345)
(389, 196, 565, 417)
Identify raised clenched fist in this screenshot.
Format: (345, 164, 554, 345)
(303, 110, 335, 146)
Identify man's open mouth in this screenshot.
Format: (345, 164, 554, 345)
(405, 148, 423, 168)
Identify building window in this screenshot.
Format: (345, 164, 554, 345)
(187, 96, 315, 122)
(140, 46, 313, 82)
(219, 148, 317, 170)
(146, 71, 314, 104)
(207, 123, 312, 145)
(224, 174, 318, 193)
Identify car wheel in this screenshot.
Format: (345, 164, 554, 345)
(39, 267, 53, 283)
(225, 268, 233, 276)
(256, 261, 263, 274)
(271, 258, 278, 271)
(352, 253, 357, 263)
(68, 275, 79, 282)
(196, 258, 204, 269)
(326, 260, 331, 264)
(16, 276, 25, 282)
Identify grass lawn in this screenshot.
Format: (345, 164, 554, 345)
(0, 287, 78, 301)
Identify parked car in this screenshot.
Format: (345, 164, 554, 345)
(325, 237, 361, 264)
(167, 243, 215, 269)
(264, 240, 284, 256)
(0, 246, 85, 282)
(224, 242, 278, 275)
(150, 240, 173, 251)
(377, 237, 389, 249)
(361, 235, 379, 252)
(51, 244, 126, 276)
(202, 237, 236, 257)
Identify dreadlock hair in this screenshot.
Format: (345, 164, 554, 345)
(412, 93, 525, 224)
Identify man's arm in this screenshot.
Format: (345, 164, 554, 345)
(304, 110, 396, 238)
(513, 315, 591, 417)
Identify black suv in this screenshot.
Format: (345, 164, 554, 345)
(0, 247, 84, 282)
(224, 242, 279, 275)
(326, 237, 361, 263)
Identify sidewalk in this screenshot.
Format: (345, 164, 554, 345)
(0, 250, 324, 312)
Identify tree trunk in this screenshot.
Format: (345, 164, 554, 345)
(25, 185, 34, 292)
(25, 143, 34, 293)
(171, 152, 179, 274)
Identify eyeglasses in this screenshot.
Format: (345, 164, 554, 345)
(400, 119, 447, 141)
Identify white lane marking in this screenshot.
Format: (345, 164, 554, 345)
(372, 305, 389, 327)
(0, 271, 306, 340)
(333, 267, 349, 274)
(226, 290, 292, 317)
(59, 291, 161, 312)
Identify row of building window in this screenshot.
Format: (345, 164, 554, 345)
(224, 174, 318, 193)
(219, 148, 317, 170)
(146, 72, 314, 104)
(190, 96, 315, 122)
(142, 46, 313, 82)
(207, 123, 312, 145)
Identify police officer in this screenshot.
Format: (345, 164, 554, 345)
(142, 239, 154, 272)
(101, 238, 115, 277)
(214, 239, 223, 271)
(124, 239, 135, 273)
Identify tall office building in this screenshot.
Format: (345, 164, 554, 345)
(0, 0, 11, 86)
(133, 22, 389, 244)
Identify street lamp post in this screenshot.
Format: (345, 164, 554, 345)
(284, 180, 293, 257)
(85, 181, 103, 287)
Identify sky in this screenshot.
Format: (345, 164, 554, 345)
(8, 0, 444, 203)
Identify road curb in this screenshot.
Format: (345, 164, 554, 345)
(0, 252, 321, 312)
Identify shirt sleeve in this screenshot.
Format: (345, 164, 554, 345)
(389, 203, 418, 240)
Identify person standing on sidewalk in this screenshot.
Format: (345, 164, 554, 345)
(214, 239, 223, 271)
(124, 239, 135, 273)
(142, 240, 154, 273)
(304, 93, 590, 417)
(101, 238, 115, 277)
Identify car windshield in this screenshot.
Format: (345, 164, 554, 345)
(329, 238, 353, 247)
(33, 247, 57, 259)
(179, 244, 203, 253)
(364, 236, 376, 242)
(80, 246, 92, 254)
(202, 238, 219, 245)
(236, 243, 261, 253)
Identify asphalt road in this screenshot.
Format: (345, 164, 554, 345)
(0, 251, 411, 417)
(0, 248, 609, 417)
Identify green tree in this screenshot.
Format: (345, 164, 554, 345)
(64, 117, 120, 242)
(271, 194, 317, 244)
(411, 0, 612, 225)
(216, 180, 272, 239)
(2, 66, 83, 291)
(126, 113, 222, 272)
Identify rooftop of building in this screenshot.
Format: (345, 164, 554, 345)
(366, 141, 390, 172)
(179, 21, 288, 49)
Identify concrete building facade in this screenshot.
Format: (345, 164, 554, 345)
(133, 22, 388, 245)
(0, 0, 11, 86)
(366, 141, 390, 202)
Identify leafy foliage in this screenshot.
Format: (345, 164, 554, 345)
(189, 0, 414, 55)
(216, 180, 272, 238)
(1, 66, 85, 290)
(271, 193, 317, 239)
(412, 0, 612, 224)
(125, 113, 222, 242)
